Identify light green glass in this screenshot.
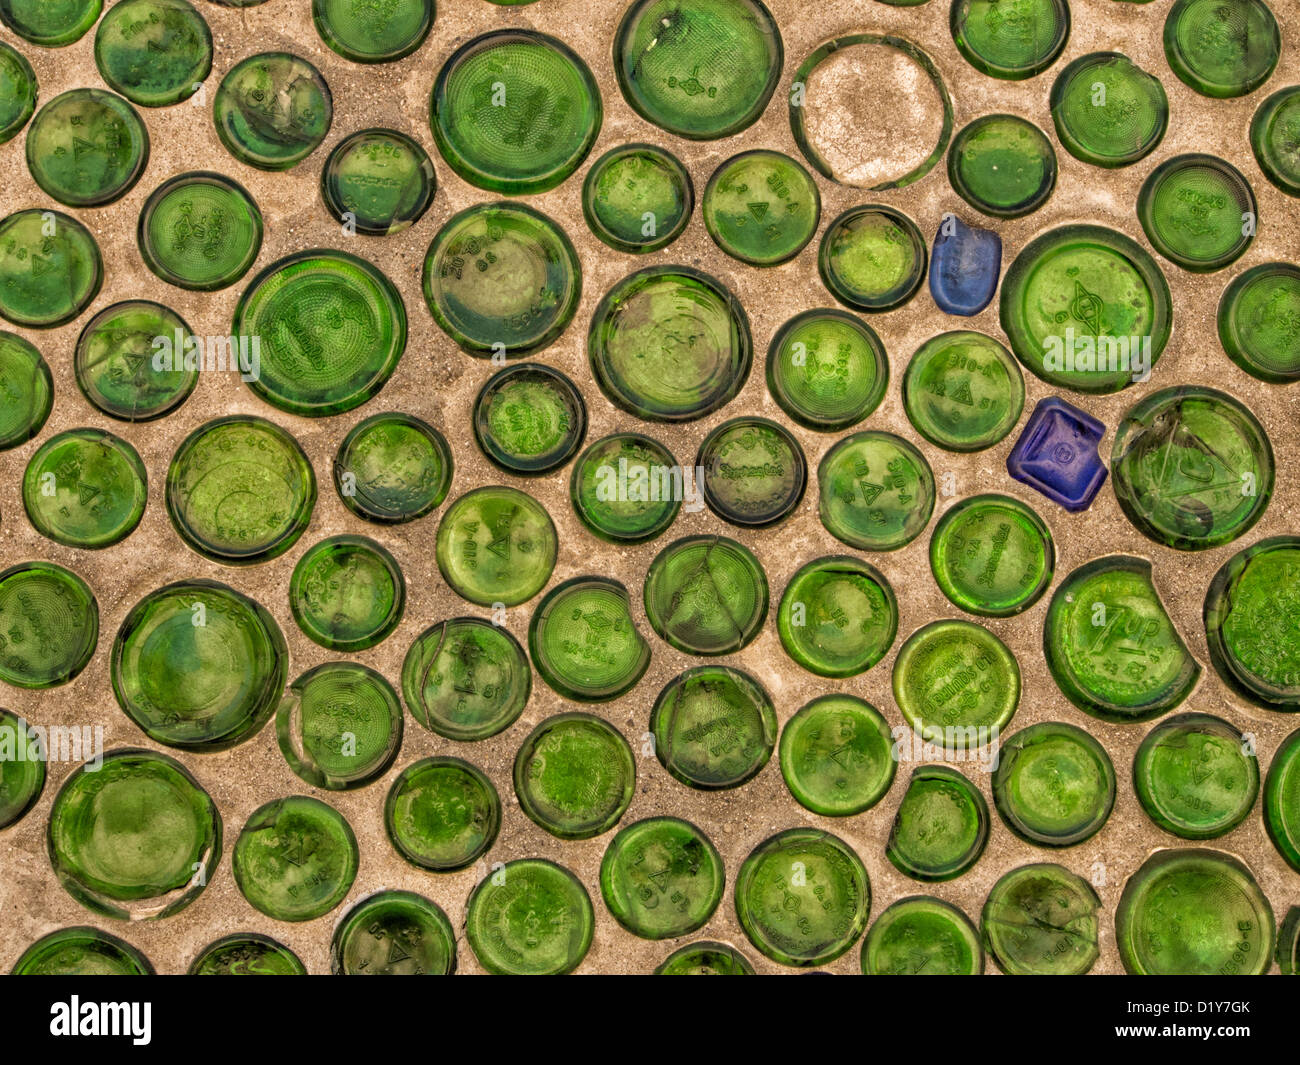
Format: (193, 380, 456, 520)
(643, 535, 767, 656)
(903, 331, 1024, 452)
(331, 891, 456, 976)
(26, 88, 148, 206)
(189, 933, 306, 975)
(23, 428, 147, 549)
(0, 708, 45, 829)
(0, 40, 36, 145)
(12, 928, 152, 976)
(1163, 0, 1279, 98)
(993, 722, 1116, 846)
(819, 205, 927, 312)
(465, 859, 594, 975)
(0, 332, 53, 449)
(861, 897, 984, 975)
(779, 694, 896, 816)
(213, 52, 332, 170)
(529, 577, 650, 701)
(655, 941, 754, 975)
(818, 430, 935, 551)
(0, 209, 102, 328)
(320, 128, 436, 236)
(600, 817, 724, 940)
(94, 0, 211, 107)
(702, 150, 820, 266)
(289, 535, 405, 652)
(435, 486, 557, 607)
(777, 556, 897, 677)
(1251, 85, 1300, 197)
(1050, 52, 1168, 168)
(569, 432, 682, 544)
(473, 363, 586, 475)
(982, 864, 1100, 975)
(766, 309, 888, 432)
(514, 712, 635, 840)
(313, 0, 433, 64)
(334, 411, 453, 524)
(948, 114, 1057, 218)
(137, 171, 263, 291)
(0, 0, 102, 46)
(1137, 154, 1256, 273)
(951, 0, 1070, 80)
(74, 301, 198, 421)
(385, 756, 501, 871)
(0, 562, 98, 689)
(1218, 263, 1300, 383)
(887, 765, 988, 881)
(582, 143, 693, 253)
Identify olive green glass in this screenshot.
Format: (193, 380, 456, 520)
(982, 864, 1100, 975)
(1265, 728, 1300, 871)
(651, 666, 776, 791)
(903, 331, 1024, 452)
(819, 205, 927, 312)
(0, 0, 101, 46)
(189, 933, 305, 975)
(570, 432, 682, 544)
(436, 485, 557, 607)
(993, 722, 1116, 846)
(1218, 263, 1300, 383)
(289, 535, 405, 652)
(385, 756, 501, 871)
(861, 897, 984, 976)
(313, 0, 433, 64)
(331, 891, 456, 976)
(582, 143, 693, 253)
(429, 30, 600, 195)
(473, 363, 586, 475)
(735, 829, 869, 967)
(1045, 556, 1200, 722)
(887, 765, 988, 881)
(1251, 85, 1300, 198)
(232, 796, 358, 922)
(401, 617, 530, 741)
(948, 114, 1057, 218)
(0, 209, 102, 329)
(929, 493, 1054, 617)
(600, 817, 725, 940)
(655, 941, 755, 974)
(589, 266, 751, 422)
(1137, 154, 1256, 273)
(0, 41, 37, 145)
(423, 202, 581, 360)
(644, 535, 768, 656)
(514, 712, 635, 840)
(112, 580, 287, 750)
(779, 694, 896, 817)
(766, 309, 888, 432)
(138, 171, 264, 291)
(26, 88, 148, 207)
(23, 428, 147, 549)
(1050, 52, 1168, 168)
(0, 708, 44, 829)
(697, 417, 806, 528)
(334, 411, 453, 524)
(320, 128, 436, 236)
(1163, 0, 1279, 99)
(702, 150, 820, 266)
(613, 0, 782, 140)
(1277, 906, 1300, 976)
(1116, 849, 1274, 974)
(1112, 385, 1272, 550)
(465, 859, 594, 975)
(0, 332, 51, 449)
(777, 555, 897, 677)
(951, 0, 1070, 80)
(74, 300, 198, 421)
(214, 52, 332, 170)
(94, 0, 211, 108)
(12, 928, 153, 976)
(166, 415, 316, 565)
(48, 748, 220, 920)
(530, 577, 650, 701)
(0, 562, 98, 689)
(818, 430, 935, 551)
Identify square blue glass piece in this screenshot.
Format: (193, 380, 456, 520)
(1006, 397, 1108, 512)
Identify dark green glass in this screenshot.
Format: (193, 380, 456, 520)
(0, 40, 36, 145)
(993, 722, 1116, 846)
(112, 580, 286, 750)
(950, 0, 1070, 80)
(1251, 85, 1300, 197)
(313, 0, 433, 64)
(777, 556, 897, 677)
(1116, 849, 1274, 974)
(818, 430, 935, 551)
(1134, 712, 1258, 840)
(48, 748, 220, 920)
(1218, 263, 1300, 383)
(331, 891, 456, 976)
(948, 114, 1057, 218)
(166, 415, 316, 565)
(0, 708, 44, 829)
(529, 577, 650, 700)
(232, 796, 358, 922)
(464, 859, 594, 975)
(23, 428, 147, 548)
(861, 897, 984, 975)
(473, 363, 586, 475)
(1137, 154, 1256, 273)
(320, 128, 436, 236)
(12, 928, 152, 976)
(334, 411, 452, 524)
(1000, 225, 1172, 394)
(1277, 906, 1300, 976)
(385, 756, 501, 871)
(650, 665, 776, 790)
(0, 209, 102, 328)
(189, 933, 305, 975)
(887, 765, 988, 881)
(289, 535, 405, 652)
(0, 332, 52, 448)
(982, 864, 1100, 975)
(0, 562, 97, 689)
(766, 309, 888, 432)
(613, 0, 782, 140)
(74, 300, 198, 421)
(589, 266, 751, 422)
(276, 663, 403, 791)
(697, 416, 806, 527)
(600, 817, 724, 940)
(779, 694, 896, 816)
(423, 202, 581, 359)
(1164, 0, 1279, 98)
(0, 0, 101, 46)
(401, 617, 530, 740)
(655, 941, 755, 974)
(929, 493, 1054, 617)
(26, 88, 148, 207)
(702, 150, 819, 266)
(214, 52, 332, 170)
(570, 432, 682, 544)
(1264, 728, 1300, 871)
(430, 30, 600, 194)
(644, 535, 767, 656)
(1045, 556, 1200, 722)
(819, 205, 926, 312)
(734, 828, 869, 967)
(903, 331, 1024, 452)
(1050, 52, 1168, 168)
(514, 712, 635, 840)
(582, 143, 693, 254)
(138, 171, 263, 291)
(94, 0, 211, 107)
(435, 486, 557, 607)
(1112, 385, 1272, 550)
